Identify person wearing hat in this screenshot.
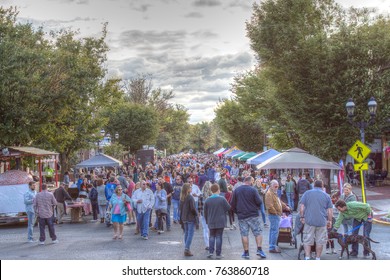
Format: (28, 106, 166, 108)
(53, 182, 72, 224)
(299, 180, 333, 260)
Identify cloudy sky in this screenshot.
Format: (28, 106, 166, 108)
(1, 0, 389, 123)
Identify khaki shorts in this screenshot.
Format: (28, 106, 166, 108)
(302, 224, 328, 246)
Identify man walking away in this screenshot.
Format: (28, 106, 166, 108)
(33, 184, 59, 245)
(230, 176, 266, 259)
(299, 180, 333, 260)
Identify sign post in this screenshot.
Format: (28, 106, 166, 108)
(348, 140, 371, 203)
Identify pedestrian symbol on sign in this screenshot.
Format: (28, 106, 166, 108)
(347, 140, 371, 163)
(355, 144, 364, 159)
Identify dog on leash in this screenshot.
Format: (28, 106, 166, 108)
(328, 231, 379, 260)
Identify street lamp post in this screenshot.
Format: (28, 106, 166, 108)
(97, 129, 105, 154)
(345, 97, 378, 144)
(345, 97, 378, 202)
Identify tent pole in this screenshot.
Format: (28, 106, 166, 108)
(38, 158, 42, 191)
(55, 155, 58, 187)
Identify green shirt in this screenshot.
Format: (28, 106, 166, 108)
(334, 201, 371, 230)
(284, 181, 295, 193)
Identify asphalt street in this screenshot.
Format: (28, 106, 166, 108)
(0, 212, 389, 260)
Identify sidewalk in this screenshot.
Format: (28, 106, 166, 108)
(352, 183, 390, 224)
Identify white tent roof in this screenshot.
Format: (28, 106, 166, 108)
(256, 148, 341, 170)
(75, 153, 122, 168)
(213, 147, 226, 155)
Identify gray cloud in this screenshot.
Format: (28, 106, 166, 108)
(185, 12, 204, 18)
(118, 29, 187, 49)
(227, 0, 252, 10)
(192, 0, 222, 7)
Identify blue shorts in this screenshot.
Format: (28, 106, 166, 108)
(111, 214, 127, 224)
(238, 216, 263, 237)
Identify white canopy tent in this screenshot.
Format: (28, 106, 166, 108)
(256, 148, 341, 170)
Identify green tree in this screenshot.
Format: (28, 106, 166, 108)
(102, 103, 159, 154)
(0, 7, 121, 173)
(156, 105, 190, 154)
(221, 0, 390, 161)
(214, 99, 264, 152)
(0, 7, 52, 145)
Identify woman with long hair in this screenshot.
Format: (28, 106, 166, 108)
(108, 185, 131, 240)
(255, 178, 268, 227)
(179, 183, 198, 257)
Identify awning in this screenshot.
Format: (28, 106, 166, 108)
(256, 148, 341, 170)
(213, 148, 226, 155)
(247, 149, 280, 165)
(76, 153, 122, 168)
(225, 149, 243, 158)
(238, 152, 258, 161)
(231, 151, 247, 159)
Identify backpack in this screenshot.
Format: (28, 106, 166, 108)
(89, 188, 98, 202)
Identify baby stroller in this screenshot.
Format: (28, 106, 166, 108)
(277, 210, 296, 248)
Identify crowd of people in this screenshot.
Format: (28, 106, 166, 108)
(24, 153, 375, 259)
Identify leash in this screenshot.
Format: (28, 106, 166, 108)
(342, 223, 363, 243)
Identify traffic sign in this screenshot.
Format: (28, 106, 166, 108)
(354, 162, 369, 172)
(347, 140, 371, 163)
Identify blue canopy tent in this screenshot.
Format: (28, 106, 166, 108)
(225, 149, 243, 158)
(247, 149, 280, 165)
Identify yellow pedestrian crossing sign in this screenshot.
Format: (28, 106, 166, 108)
(354, 162, 369, 171)
(348, 140, 371, 163)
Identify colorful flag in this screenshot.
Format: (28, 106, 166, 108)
(338, 159, 344, 194)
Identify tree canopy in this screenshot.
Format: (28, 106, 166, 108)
(216, 0, 390, 161)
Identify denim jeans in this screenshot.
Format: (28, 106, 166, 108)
(286, 192, 294, 211)
(172, 199, 180, 222)
(38, 216, 57, 242)
(98, 205, 106, 219)
(137, 209, 151, 237)
(209, 228, 224, 255)
(200, 215, 209, 247)
(352, 219, 372, 254)
(268, 214, 280, 250)
(166, 204, 171, 228)
(184, 221, 195, 251)
(259, 203, 267, 224)
(27, 211, 35, 241)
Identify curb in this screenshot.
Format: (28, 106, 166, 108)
(373, 218, 390, 226)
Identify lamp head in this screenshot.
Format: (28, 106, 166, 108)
(368, 97, 377, 117)
(346, 98, 355, 118)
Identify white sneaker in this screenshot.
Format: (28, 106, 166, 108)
(326, 248, 330, 254)
(39, 241, 45, 245)
(52, 239, 59, 244)
(28, 239, 36, 243)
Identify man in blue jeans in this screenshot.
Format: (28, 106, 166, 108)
(333, 200, 373, 257)
(204, 183, 231, 259)
(265, 180, 290, 253)
(133, 180, 155, 240)
(231, 176, 267, 259)
(24, 181, 37, 242)
(33, 184, 59, 245)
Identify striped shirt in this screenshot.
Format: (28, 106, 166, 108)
(33, 190, 57, 218)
